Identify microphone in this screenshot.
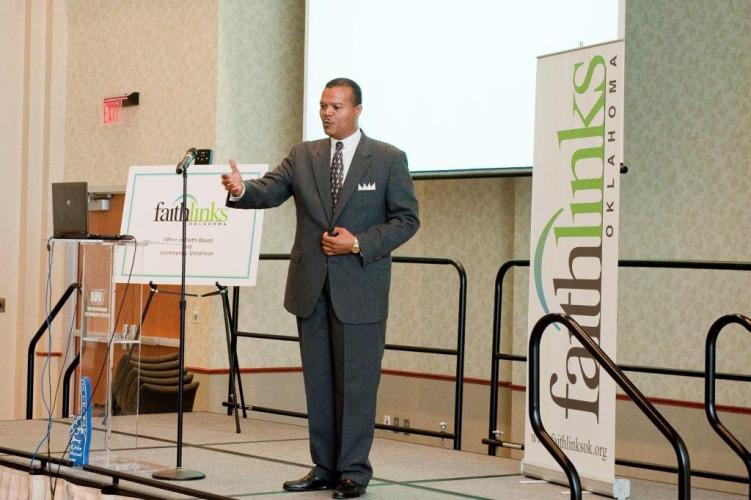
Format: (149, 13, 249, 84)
(176, 148, 198, 174)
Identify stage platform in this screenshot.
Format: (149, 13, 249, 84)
(0, 412, 744, 499)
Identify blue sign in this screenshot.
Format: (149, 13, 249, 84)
(69, 376, 92, 466)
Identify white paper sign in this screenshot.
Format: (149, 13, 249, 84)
(115, 164, 267, 286)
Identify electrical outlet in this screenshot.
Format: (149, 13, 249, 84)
(383, 415, 391, 426)
(0, 298, 4, 313)
(403, 418, 410, 435)
(393, 416, 400, 433)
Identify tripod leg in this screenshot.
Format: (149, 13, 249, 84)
(220, 286, 241, 433)
(220, 290, 233, 416)
(231, 287, 248, 418)
(233, 350, 247, 418)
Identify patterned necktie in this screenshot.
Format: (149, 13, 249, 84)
(330, 141, 344, 211)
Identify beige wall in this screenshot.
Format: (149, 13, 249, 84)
(64, 0, 219, 187)
(2, 0, 68, 419)
(63, 0, 220, 372)
(0, 0, 28, 421)
(616, 0, 751, 405)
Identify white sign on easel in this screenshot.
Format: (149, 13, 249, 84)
(115, 164, 267, 286)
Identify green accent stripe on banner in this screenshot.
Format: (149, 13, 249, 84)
(533, 208, 563, 318)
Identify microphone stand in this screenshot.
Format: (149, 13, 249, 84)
(153, 152, 205, 481)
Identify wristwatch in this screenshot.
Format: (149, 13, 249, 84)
(352, 237, 360, 254)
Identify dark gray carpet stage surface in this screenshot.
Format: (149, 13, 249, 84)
(0, 413, 743, 499)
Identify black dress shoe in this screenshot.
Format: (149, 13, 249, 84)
(332, 479, 367, 498)
(283, 471, 335, 492)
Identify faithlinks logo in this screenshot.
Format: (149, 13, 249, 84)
(153, 194, 229, 225)
(533, 52, 620, 421)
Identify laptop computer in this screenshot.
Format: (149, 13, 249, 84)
(51, 182, 128, 240)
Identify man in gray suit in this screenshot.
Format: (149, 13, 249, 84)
(221, 78, 419, 499)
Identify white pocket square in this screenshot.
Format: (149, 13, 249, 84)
(358, 182, 376, 191)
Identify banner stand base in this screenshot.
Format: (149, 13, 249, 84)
(521, 462, 630, 499)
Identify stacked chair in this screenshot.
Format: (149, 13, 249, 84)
(112, 352, 200, 415)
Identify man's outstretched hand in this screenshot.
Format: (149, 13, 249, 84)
(221, 159, 244, 197)
(322, 227, 356, 256)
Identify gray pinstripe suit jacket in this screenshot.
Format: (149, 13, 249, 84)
(227, 132, 420, 324)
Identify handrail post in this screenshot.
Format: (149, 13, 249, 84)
(705, 314, 751, 498)
(528, 314, 582, 499)
(61, 354, 80, 417)
(26, 283, 80, 419)
(487, 259, 528, 455)
(452, 259, 467, 450)
(529, 313, 691, 499)
(487, 265, 503, 455)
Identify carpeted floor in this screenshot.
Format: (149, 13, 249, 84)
(0, 412, 744, 499)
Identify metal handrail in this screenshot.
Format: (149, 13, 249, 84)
(61, 354, 79, 418)
(487, 259, 527, 451)
(529, 313, 691, 500)
(26, 283, 80, 419)
(225, 253, 468, 449)
(0, 445, 231, 499)
(487, 258, 751, 458)
(705, 314, 751, 498)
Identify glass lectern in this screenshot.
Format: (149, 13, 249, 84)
(77, 239, 144, 470)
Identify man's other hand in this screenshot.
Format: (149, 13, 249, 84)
(322, 227, 356, 256)
(221, 159, 244, 197)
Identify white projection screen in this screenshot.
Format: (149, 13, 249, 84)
(305, 0, 619, 172)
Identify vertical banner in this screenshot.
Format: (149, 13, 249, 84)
(524, 40, 625, 496)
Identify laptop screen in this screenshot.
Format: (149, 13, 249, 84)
(51, 182, 89, 238)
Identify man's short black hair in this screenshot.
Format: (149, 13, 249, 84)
(325, 78, 362, 106)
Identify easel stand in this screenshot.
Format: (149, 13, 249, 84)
(202, 283, 246, 433)
(131, 282, 245, 435)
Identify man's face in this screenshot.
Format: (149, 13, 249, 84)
(319, 86, 361, 140)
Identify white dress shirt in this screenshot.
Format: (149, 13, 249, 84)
(230, 129, 362, 200)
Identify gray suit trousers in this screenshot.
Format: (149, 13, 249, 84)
(297, 285, 386, 486)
